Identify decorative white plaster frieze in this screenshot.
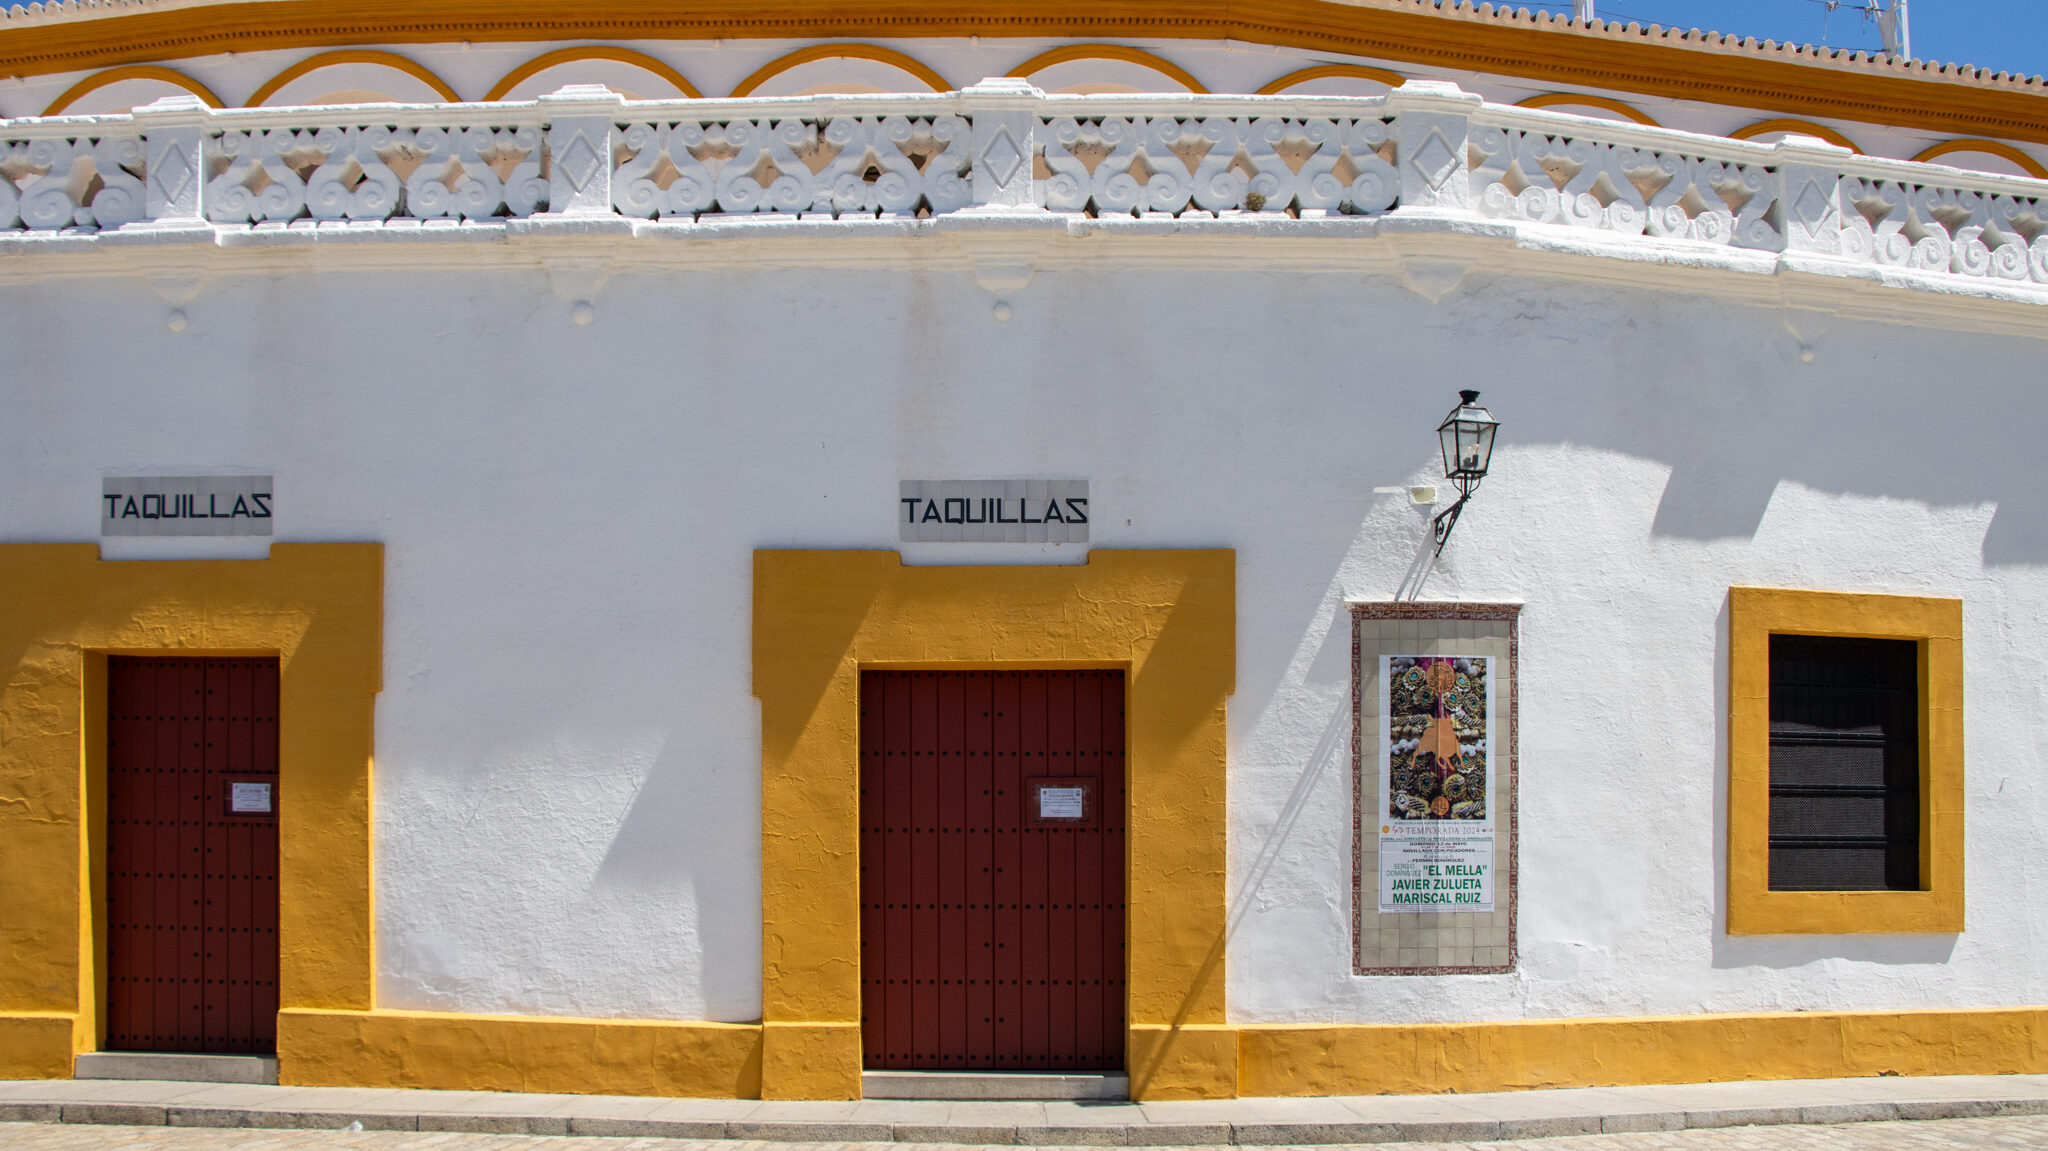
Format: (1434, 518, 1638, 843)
(133, 94, 207, 224)
(1391, 80, 1482, 214)
(963, 78, 1041, 211)
(612, 114, 970, 218)
(1041, 114, 1398, 216)
(1840, 174, 2048, 279)
(202, 123, 547, 224)
(0, 130, 144, 229)
(5, 83, 2048, 298)
(1469, 122, 1779, 247)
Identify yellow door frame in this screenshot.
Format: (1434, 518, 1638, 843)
(752, 549, 1237, 1100)
(0, 543, 381, 1077)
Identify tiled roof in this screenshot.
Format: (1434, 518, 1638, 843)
(1375, 0, 2047, 91)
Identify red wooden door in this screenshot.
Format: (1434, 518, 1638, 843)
(860, 669, 1126, 1070)
(106, 657, 281, 1054)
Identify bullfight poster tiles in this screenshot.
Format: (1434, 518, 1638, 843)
(1379, 654, 1494, 913)
(1351, 604, 1521, 975)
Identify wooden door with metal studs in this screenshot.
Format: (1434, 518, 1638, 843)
(859, 669, 1126, 1070)
(105, 657, 281, 1054)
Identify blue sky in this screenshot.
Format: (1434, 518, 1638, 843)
(1520, 1, 2048, 79)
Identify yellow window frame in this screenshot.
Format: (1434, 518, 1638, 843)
(1727, 586, 1963, 935)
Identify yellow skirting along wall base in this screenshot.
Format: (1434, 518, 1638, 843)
(1130, 1023, 1239, 1100)
(278, 1009, 762, 1098)
(0, 1014, 75, 1079)
(21, 1005, 2048, 1097)
(760, 1021, 863, 1100)
(1239, 1007, 2048, 1096)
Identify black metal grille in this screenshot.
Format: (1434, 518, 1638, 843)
(1767, 635, 1919, 892)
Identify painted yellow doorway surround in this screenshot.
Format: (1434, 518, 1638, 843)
(0, 543, 382, 1078)
(752, 549, 1238, 1100)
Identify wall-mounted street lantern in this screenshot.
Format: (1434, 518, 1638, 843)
(1432, 389, 1500, 554)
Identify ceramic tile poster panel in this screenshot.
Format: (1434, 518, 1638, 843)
(1380, 654, 1494, 913)
(1352, 605, 1520, 975)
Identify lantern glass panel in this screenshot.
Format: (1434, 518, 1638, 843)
(1439, 414, 1496, 478)
(1462, 421, 1497, 475)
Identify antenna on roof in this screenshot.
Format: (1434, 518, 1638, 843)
(1874, 0, 1910, 59)
(1572, 0, 1594, 19)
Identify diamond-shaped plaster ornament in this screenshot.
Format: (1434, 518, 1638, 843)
(1411, 129, 1460, 193)
(980, 126, 1025, 189)
(1793, 179, 1836, 230)
(152, 143, 194, 207)
(557, 132, 603, 193)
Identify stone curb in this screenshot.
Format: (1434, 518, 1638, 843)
(4, 1096, 2048, 1143)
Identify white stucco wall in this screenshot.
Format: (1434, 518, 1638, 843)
(2, 223, 2044, 1026)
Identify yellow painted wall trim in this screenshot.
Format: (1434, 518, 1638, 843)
(246, 48, 457, 105)
(729, 43, 950, 97)
(1911, 138, 2048, 180)
(1513, 91, 1659, 125)
(0, 543, 381, 1073)
(1240, 1006, 2048, 1096)
(1255, 63, 1404, 95)
(41, 63, 222, 114)
(5, 3, 2048, 143)
(1728, 117, 1862, 152)
(759, 1021, 862, 1100)
(280, 1008, 762, 1097)
(1726, 587, 1963, 935)
(1130, 1023, 1238, 1100)
(485, 45, 703, 101)
(752, 549, 1234, 1101)
(1009, 44, 1207, 94)
(0, 1014, 77, 1079)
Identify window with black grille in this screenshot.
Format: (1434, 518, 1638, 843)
(1767, 635, 1920, 892)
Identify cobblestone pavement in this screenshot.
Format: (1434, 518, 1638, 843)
(6, 1116, 2048, 1150)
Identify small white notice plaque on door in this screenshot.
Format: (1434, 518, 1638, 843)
(1038, 786, 1085, 820)
(229, 782, 273, 814)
